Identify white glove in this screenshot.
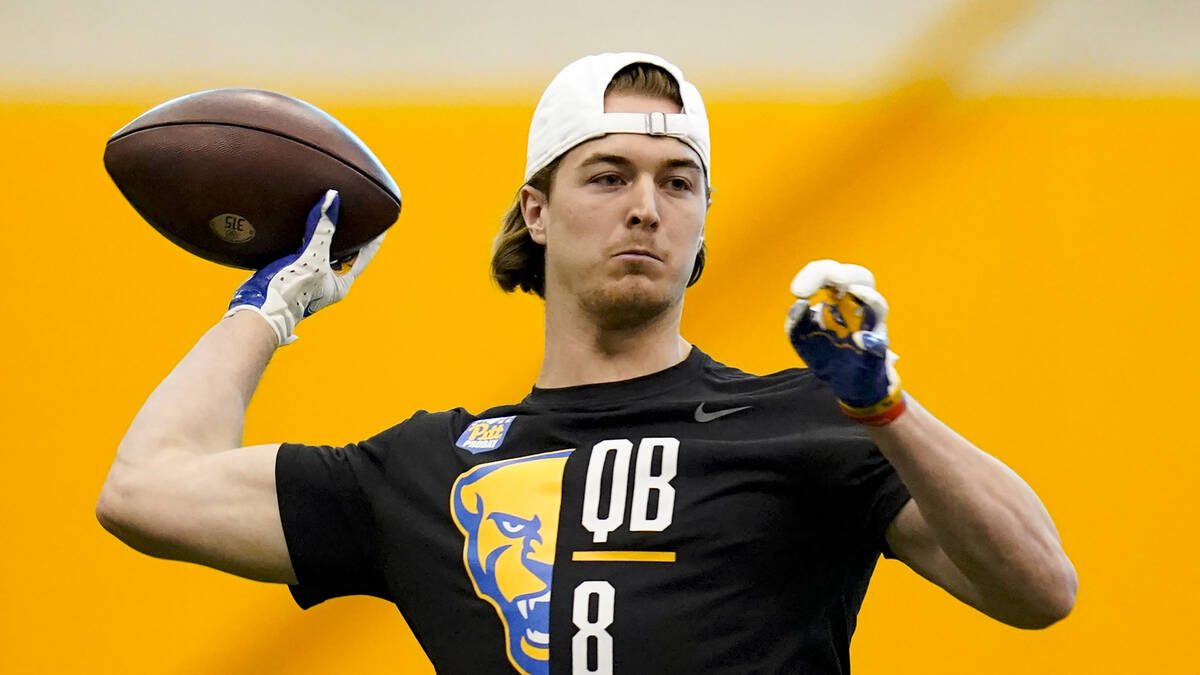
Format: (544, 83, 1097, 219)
(225, 189, 383, 346)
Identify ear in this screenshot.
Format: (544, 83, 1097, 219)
(520, 185, 549, 245)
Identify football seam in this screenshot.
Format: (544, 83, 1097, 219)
(107, 121, 401, 207)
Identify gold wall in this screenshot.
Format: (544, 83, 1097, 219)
(1, 93, 1196, 672)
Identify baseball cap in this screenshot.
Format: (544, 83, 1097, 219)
(524, 52, 711, 187)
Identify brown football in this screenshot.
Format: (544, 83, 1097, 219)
(104, 88, 401, 269)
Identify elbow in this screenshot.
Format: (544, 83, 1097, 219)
(95, 468, 136, 543)
(96, 461, 161, 555)
(1015, 594, 1076, 630)
(96, 442, 182, 546)
(1011, 559, 1079, 629)
(1043, 563, 1080, 627)
(96, 454, 194, 561)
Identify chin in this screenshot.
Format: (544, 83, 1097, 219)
(579, 276, 681, 330)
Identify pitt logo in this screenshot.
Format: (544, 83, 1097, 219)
(456, 416, 516, 453)
(450, 450, 572, 675)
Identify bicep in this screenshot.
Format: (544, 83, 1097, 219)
(884, 499, 987, 612)
(100, 443, 297, 584)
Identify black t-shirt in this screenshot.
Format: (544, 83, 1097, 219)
(276, 347, 911, 675)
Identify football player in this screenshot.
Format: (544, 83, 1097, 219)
(98, 53, 1076, 674)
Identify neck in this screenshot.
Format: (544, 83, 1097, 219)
(536, 293, 691, 389)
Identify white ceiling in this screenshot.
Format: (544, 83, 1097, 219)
(2, 0, 1197, 100)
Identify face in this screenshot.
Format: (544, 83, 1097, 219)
(521, 93, 709, 329)
(451, 451, 572, 675)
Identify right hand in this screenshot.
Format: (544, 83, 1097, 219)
(225, 189, 384, 346)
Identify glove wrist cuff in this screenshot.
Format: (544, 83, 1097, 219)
(839, 389, 906, 426)
(223, 305, 297, 347)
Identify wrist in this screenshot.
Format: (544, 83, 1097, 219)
(839, 389, 907, 426)
(223, 305, 294, 347)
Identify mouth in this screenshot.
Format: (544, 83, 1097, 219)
(516, 589, 551, 648)
(613, 249, 662, 262)
(516, 589, 550, 620)
(523, 627, 550, 648)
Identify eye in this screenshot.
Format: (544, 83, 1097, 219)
(592, 173, 624, 187)
(665, 177, 693, 192)
(488, 512, 540, 539)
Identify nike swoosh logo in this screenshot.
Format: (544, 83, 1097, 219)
(694, 403, 753, 423)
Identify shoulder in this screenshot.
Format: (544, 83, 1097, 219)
(356, 400, 544, 456)
(367, 405, 520, 445)
(697, 349, 825, 398)
(692, 350, 855, 434)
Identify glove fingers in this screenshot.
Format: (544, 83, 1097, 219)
(790, 259, 840, 298)
(845, 283, 889, 328)
(845, 284, 889, 356)
(885, 349, 900, 390)
(357, 232, 384, 264)
(298, 189, 339, 262)
(852, 331, 890, 358)
(831, 264, 875, 291)
(315, 230, 387, 313)
(784, 299, 812, 335)
(333, 232, 385, 280)
(791, 260, 877, 298)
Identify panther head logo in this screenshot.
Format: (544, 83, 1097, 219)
(450, 450, 572, 675)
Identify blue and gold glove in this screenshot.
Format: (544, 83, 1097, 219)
(785, 260, 905, 425)
(225, 189, 383, 346)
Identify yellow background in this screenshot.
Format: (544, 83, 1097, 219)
(1, 91, 1197, 673)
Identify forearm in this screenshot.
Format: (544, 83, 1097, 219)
(117, 311, 278, 466)
(871, 397, 1077, 623)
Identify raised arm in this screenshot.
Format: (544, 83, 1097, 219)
(96, 190, 383, 583)
(786, 260, 1077, 628)
(96, 312, 293, 582)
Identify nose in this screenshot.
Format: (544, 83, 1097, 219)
(626, 176, 659, 230)
(527, 535, 551, 564)
(524, 537, 553, 582)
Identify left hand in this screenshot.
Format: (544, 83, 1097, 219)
(785, 260, 905, 425)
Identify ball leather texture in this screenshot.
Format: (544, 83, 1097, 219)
(104, 88, 401, 269)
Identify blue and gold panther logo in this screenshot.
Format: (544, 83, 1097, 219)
(450, 450, 572, 675)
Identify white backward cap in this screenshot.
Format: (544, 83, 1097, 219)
(524, 52, 711, 187)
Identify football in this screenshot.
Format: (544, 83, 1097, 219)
(104, 88, 401, 269)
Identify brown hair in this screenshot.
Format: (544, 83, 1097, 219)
(491, 62, 709, 298)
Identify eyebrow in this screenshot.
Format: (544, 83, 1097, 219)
(578, 153, 703, 174)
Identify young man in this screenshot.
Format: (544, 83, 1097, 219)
(97, 53, 1076, 674)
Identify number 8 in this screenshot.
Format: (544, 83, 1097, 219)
(572, 581, 614, 675)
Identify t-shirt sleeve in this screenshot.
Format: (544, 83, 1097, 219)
(801, 382, 912, 559)
(276, 438, 392, 609)
(850, 444, 911, 559)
